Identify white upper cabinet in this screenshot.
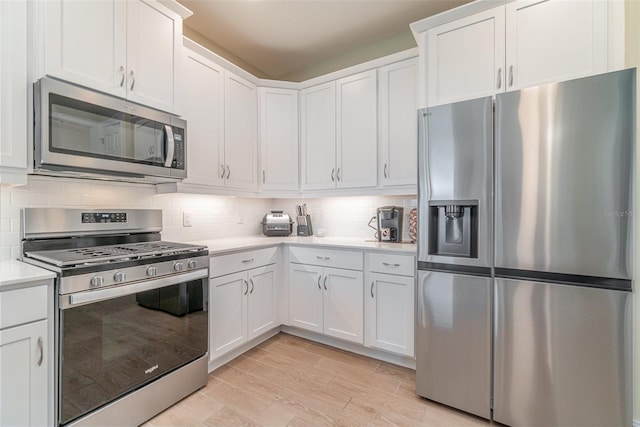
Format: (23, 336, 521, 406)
(300, 82, 336, 190)
(378, 58, 418, 188)
(44, 0, 184, 113)
(424, 0, 618, 106)
(224, 73, 258, 190)
(427, 7, 505, 106)
(259, 87, 299, 191)
(504, 0, 607, 90)
(0, 0, 28, 184)
(182, 49, 224, 187)
(336, 70, 377, 189)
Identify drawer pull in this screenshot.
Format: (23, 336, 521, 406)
(316, 256, 331, 261)
(242, 259, 254, 264)
(37, 337, 44, 366)
(370, 281, 374, 298)
(382, 262, 401, 267)
(323, 275, 328, 290)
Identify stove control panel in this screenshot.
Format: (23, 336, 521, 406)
(82, 212, 127, 223)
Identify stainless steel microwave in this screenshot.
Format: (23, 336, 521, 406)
(34, 78, 186, 181)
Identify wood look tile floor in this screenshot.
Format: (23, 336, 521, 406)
(144, 333, 490, 427)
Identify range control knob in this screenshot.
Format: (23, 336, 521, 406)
(146, 266, 157, 277)
(173, 262, 184, 272)
(89, 276, 104, 288)
(188, 260, 198, 269)
(113, 271, 126, 282)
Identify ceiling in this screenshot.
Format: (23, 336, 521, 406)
(178, 0, 472, 81)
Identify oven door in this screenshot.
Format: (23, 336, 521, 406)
(57, 269, 208, 426)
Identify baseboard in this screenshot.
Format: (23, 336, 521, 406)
(281, 325, 416, 369)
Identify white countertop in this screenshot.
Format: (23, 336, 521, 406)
(191, 235, 417, 256)
(0, 260, 56, 290)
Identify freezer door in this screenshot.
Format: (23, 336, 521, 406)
(416, 270, 491, 419)
(495, 69, 635, 280)
(494, 278, 631, 427)
(417, 96, 493, 268)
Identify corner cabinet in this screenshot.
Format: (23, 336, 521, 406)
(259, 87, 299, 191)
(288, 247, 364, 344)
(209, 248, 278, 362)
(301, 70, 377, 191)
(42, 0, 187, 114)
(0, 0, 28, 185)
(424, 0, 620, 106)
(0, 282, 52, 427)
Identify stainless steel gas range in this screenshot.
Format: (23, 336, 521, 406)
(21, 208, 209, 427)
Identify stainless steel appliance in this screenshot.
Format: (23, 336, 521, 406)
(376, 206, 404, 242)
(261, 210, 293, 236)
(34, 78, 187, 182)
(417, 96, 493, 420)
(417, 69, 634, 426)
(21, 208, 209, 427)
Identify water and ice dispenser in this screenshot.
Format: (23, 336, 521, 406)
(428, 201, 478, 258)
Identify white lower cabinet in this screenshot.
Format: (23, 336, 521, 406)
(209, 249, 277, 362)
(288, 247, 364, 344)
(364, 253, 416, 357)
(0, 320, 48, 427)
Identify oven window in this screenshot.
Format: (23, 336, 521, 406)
(49, 93, 169, 166)
(59, 280, 207, 425)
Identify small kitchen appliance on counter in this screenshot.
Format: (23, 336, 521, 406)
(261, 210, 294, 236)
(373, 206, 403, 242)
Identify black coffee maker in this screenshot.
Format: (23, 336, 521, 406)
(375, 206, 404, 242)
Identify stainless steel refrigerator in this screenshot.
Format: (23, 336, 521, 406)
(417, 69, 634, 426)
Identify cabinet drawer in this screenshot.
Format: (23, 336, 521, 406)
(210, 247, 278, 278)
(0, 285, 48, 330)
(367, 253, 415, 277)
(289, 246, 363, 271)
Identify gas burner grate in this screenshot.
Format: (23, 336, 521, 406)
(25, 241, 206, 267)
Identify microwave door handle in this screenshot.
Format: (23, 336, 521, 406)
(163, 124, 175, 167)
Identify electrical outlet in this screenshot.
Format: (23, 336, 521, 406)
(183, 211, 193, 227)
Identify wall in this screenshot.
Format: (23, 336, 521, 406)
(0, 176, 417, 262)
(626, 0, 640, 423)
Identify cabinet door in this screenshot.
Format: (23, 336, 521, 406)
(224, 72, 258, 190)
(209, 272, 248, 361)
(45, 0, 127, 98)
(0, 0, 28, 183)
(182, 49, 225, 186)
(288, 264, 324, 333)
(0, 320, 48, 427)
(378, 59, 418, 187)
(126, 0, 181, 113)
(427, 7, 505, 106)
(323, 267, 364, 344)
(336, 70, 377, 188)
(505, 0, 607, 90)
(259, 87, 299, 191)
(365, 272, 415, 356)
(247, 265, 277, 340)
(300, 82, 336, 190)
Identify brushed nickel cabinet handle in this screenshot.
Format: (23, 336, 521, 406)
(220, 164, 226, 179)
(382, 262, 401, 267)
(317, 275, 322, 290)
(244, 279, 248, 295)
(323, 275, 328, 290)
(370, 281, 374, 298)
(383, 163, 388, 179)
(331, 168, 335, 182)
(119, 66, 125, 87)
(337, 168, 341, 182)
(262, 170, 265, 184)
(509, 65, 514, 87)
(249, 278, 254, 294)
(497, 68, 502, 89)
(226, 165, 231, 179)
(241, 258, 254, 264)
(37, 337, 44, 366)
(129, 70, 135, 91)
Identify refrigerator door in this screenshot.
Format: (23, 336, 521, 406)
(416, 270, 491, 419)
(495, 69, 635, 281)
(494, 278, 631, 427)
(418, 96, 493, 269)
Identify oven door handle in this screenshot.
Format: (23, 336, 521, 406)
(62, 269, 208, 309)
